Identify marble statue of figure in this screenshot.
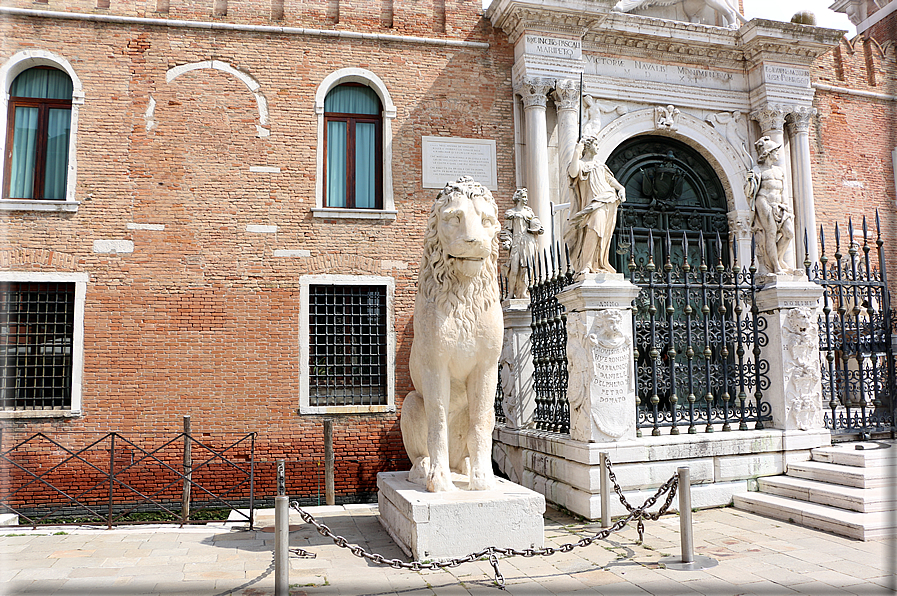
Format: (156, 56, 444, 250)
(500, 188, 544, 300)
(565, 136, 626, 275)
(612, 0, 747, 28)
(746, 136, 794, 274)
(400, 176, 503, 492)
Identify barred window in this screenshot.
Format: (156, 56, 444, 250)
(308, 285, 387, 407)
(1, 282, 75, 411)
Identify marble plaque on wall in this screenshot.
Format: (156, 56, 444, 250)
(763, 64, 811, 88)
(422, 136, 498, 190)
(524, 34, 582, 61)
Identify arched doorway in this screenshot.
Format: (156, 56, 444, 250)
(605, 135, 762, 435)
(607, 135, 729, 272)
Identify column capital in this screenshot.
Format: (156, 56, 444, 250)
(750, 104, 790, 133)
(728, 210, 753, 242)
(518, 78, 552, 109)
(552, 78, 580, 111)
(786, 106, 818, 135)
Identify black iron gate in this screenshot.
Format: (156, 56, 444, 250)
(626, 229, 771, 435)
(810, 215, 897, 438)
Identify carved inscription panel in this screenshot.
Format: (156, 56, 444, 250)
(422, 136, 497, 190)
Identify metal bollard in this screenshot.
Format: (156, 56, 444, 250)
(678, 467, 694, 564)
(599, 452, 610, 528)
(660, 466, 717, 571)
(324, 419, 335, 506)
(274, 495, 289, 596)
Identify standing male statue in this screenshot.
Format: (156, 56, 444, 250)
(500, 188, 544, 300)
(565, 136, 627, 275)
(745, 136, 794, 274)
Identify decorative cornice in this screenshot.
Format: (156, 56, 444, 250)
(552, 78, 580, 111)
(786, 106, 817, 134)
(518, 78, 553, 109)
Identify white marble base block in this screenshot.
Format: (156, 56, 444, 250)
(377, 471, 545, 561)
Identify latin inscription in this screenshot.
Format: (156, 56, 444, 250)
(592, 345, 630, 403)
(586, 55, 744, 91)
(763, 65, 810, 88)
(525, 35, 582, 60)
(422, 136, 497, 190)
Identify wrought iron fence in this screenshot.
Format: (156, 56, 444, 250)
(0, 428, 256, 527)
(529, 242, 574, 433)
(626, 229, 771, 435)
(809, 215, 897, 439)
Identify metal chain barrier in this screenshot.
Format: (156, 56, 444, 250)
(288, 458, 678, 590)
(605, 457, 679, 542)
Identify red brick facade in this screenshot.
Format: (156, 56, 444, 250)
(1, 0, 895, 507)
(0, 0, 514, 504)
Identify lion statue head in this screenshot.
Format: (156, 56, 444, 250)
(418, 176, 501, 323)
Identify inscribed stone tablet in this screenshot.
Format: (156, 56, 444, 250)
(422, 136, 497, 190)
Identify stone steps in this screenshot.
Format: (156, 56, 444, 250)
(786, 460, 887, 489)
(733, 440, 895, 541)
(733, 491, 893, 541)
(756, 475, 892, 513)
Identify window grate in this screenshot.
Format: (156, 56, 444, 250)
(0, 282, 75, 410)
(308, 285, 387, 407)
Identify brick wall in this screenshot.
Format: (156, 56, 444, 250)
(810, 25, 897, 280)
(0, 0, 515, 502)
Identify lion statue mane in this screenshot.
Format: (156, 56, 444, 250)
(400, 176, 504, 492)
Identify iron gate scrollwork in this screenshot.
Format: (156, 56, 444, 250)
(529, 243, 574, 433)
(810, 215, 897, 438)
(626, 228, 771, 436)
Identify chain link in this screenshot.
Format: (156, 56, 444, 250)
(289, 459, 679, 588)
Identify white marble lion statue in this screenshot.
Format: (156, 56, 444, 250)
(613, 0, 747, 28)
(400, 176, 503, 492)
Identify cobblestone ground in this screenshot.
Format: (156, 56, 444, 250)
(1, 504, 894, 595)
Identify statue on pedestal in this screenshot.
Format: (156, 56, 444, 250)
(400, 177, 503, 492)
(745, 136, 794, 274)
(500, 188, 544, 300)
(565, 136, 626, 275)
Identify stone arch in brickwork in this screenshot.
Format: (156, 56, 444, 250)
(166, 60, 270, 137)
(592, 107, 749, 214)
(0, 50, 85, 203)
(314, 68, 397, 213)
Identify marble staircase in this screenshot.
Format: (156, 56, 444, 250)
(733, 441, 896, 541)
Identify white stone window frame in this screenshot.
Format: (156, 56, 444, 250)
(0, 271, 88, 419)
(313, 68, 397, 220)
(0, 50, 84, 212)
(298, 274, 396, 414)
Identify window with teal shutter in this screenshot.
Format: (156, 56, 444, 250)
(324, 84, 382, 209)
(4, 67, 73, 200)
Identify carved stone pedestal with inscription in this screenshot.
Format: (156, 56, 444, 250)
(755, 274, 827, 432)
(557, 273, 641, 443)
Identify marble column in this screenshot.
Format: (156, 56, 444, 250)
(552, 79, 580, 239)
(499, 298, 536, 430)
(519, 79, 553, 251)
(557, 273, 641, 443)
(750, 104, 795, 271)
(787, 106, 819, 265)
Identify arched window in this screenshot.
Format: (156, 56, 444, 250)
(324, 84, 382, 209)
(4, 67, 73, 200)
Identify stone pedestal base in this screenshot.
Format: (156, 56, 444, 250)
(377, 471, 545, 561)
